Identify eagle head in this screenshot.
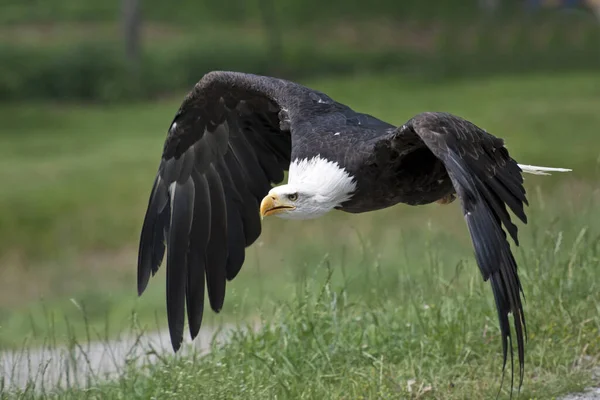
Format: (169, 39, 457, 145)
(260, 156, 357, 220)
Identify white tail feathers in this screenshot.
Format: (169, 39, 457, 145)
(517, 164, 572, 176)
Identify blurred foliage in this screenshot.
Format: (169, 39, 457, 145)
(0, 0, 526, 25)
(0, 1, 599, 101)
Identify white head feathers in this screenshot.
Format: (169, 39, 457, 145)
(287, 155, 357, 205)
(265, 155, 357, 220)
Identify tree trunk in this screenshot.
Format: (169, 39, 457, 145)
(122, 0, 141, 73)
(479, 0, 500, 14)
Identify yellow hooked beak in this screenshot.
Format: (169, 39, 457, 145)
(260, 194, 296, 218)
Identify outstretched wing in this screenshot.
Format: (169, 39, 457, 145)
(138, 72, 316, 351)
(388, 112, 528, 391)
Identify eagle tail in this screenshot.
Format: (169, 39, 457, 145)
(517, 164, 572, 176)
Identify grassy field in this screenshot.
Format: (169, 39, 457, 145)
(5, 195, 600, 399)
(55, 224, 600, 399)
(1, 71, 599, 398)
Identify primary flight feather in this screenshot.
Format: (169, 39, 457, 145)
(137, 71, 570, 392)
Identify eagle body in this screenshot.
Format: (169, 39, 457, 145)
(335, 133, 455, 213)
(285, 104, 455, 212)
(137, 71, 571, 392)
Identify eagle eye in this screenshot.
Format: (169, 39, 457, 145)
(287, 193, 298, 201)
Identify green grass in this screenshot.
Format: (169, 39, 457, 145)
(5, 198, 600, 398)
(92, 238, 600, 399)
(0, 71, 599, 398)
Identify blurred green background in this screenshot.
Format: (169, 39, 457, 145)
(1, 0, 600, 101)
(0, 0, 599, 398)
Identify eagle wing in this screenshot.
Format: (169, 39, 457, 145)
(386, 112, 528, 390)
(138, 71, 318, 351)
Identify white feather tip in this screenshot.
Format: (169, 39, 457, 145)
(518, 164, 572, 176)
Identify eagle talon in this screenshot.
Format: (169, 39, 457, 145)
(436, 193, 456, 205)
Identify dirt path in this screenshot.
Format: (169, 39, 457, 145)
(562, 367, 600, 400)
(1, 323, 255, 392)
(562, 388, 600, 400)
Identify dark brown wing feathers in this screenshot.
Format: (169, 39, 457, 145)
(138, 72, 294, 351)
(399, 112, 527, 392)
(185, 169, 209, 339)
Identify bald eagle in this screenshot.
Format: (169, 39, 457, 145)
(137, 71, 570, 389)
